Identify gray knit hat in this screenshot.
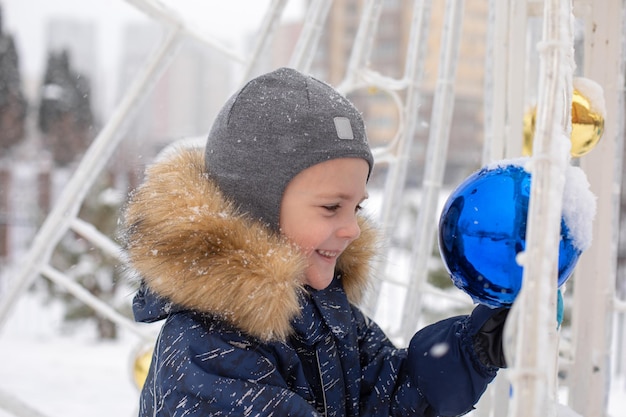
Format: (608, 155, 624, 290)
(205, 67, 374, 231)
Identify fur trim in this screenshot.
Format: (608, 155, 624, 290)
(123, 147, 378, 342)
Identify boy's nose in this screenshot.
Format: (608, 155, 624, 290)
(338, 215, 361, 241)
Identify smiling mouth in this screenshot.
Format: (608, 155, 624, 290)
(316, 250, 340, 259)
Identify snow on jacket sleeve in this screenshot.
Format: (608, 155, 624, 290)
(139, 312, 321, 417)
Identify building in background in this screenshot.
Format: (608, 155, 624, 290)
(1, 16, 99, 263)
(308, 0, 488, 186)
(116, 22, 235, 165)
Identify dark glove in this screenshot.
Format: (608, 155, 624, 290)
(470, 305, 509, 368)
(407, 311, 501, 416)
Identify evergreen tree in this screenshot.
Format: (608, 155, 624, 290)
(0, 6, 27, 155)
(37, 46, 122, 339)
(38, 49, 94, 166)
(48, 170, 130, 340)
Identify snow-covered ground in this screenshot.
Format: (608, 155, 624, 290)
(0, 293, 624, 417)
(0, 294, 141, 417)
(0, 332, 138, 417)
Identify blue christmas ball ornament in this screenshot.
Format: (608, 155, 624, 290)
(438, 162, 582, 308)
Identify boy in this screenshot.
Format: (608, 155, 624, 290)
(123, 67, 507, 416)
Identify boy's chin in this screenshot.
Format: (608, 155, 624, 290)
(304, 272, 335, 290)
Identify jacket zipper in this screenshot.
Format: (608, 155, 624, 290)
(315, 350, 328, 417)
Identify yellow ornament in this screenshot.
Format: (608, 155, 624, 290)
(570, 88, 605, 157)
(522, 88, 605, 157)
(522, 107, 536, 157)
(132, 344, 154, 390)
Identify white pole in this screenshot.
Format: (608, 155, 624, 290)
(289, 0, 333, 72)
(241, 0, 289, 81)
(0, 388, 51, 417)
(70, 218, 126, 262)
(482, 0, 509, 163)
(342, 0, 384, 86)
(479, 12, 518, 417)
(360, 0, 433, 316)
(400, 0, 465, 341)
(504, 0, 528, 158)
(375, 0, 432, 232)
(41, 265, 152, 341)
(507, 0, 574, 416)
(123, 0, 245, 63)
(569, 0, 625, 415)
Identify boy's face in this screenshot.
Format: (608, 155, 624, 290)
(279, 158, 369, 290)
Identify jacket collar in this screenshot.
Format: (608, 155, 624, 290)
(123, 146, 378, 342)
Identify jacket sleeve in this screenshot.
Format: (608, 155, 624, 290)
(139, 313, 321, 417)
(354, 307, 498, 417)
(406, 314, 499, 416)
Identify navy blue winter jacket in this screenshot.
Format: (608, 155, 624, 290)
(124, 148, 499, 416)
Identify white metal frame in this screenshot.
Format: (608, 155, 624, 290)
(568, 0, 625, 416)
(506, 0, 574, 415)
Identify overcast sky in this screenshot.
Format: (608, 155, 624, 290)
(2, 0, 304, 78)
(1, 0, 304, 115)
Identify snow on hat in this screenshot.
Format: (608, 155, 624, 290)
(205, 67, 374, 231)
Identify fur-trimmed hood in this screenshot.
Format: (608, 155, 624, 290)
(123, 146, 379, 342)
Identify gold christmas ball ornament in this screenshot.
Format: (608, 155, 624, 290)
(522, 79, 605, 158)
(570, 88, 605, 157)
(522, 107, 536, 157)
(131, 343, 154, 390)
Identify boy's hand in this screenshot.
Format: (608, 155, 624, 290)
(470, 305, 510, 368)
(471, 288, 565, 368)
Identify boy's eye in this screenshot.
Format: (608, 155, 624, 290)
(323, 204, 364, 213)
